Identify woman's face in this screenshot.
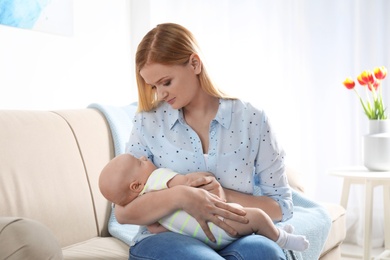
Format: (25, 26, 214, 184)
(140, 55, 202, 110)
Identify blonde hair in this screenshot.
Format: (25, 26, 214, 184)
(135, 23, 234, 112)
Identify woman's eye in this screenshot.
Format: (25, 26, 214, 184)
(163, 80, 171, 87)
(150, 85, 156, 89)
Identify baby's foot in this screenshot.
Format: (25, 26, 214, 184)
(282, 224, 294, 234)
(284, 233, 309, 251)
(276, 228, 309, 251)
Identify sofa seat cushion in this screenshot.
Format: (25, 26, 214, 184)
(62, 237, 129, 260)
(320, 203, 346, 257)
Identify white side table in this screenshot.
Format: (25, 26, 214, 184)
(329, 167, 390, 260)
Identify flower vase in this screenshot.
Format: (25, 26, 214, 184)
(363, 120, 390, 171)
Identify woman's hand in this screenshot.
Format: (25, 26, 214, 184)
(181, 186, 248, 242)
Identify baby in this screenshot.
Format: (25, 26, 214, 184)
(99, 154, 309, 251)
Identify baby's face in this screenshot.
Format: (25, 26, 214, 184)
(129, 156, 157, 181)
(108, 155, 157, 206)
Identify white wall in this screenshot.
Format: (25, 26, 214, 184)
(0, 0, 136, 110)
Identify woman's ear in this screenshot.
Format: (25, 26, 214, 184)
(189, 53, 202, 75)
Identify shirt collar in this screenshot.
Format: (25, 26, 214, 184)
(214, 99, 232, 129)
(166, 99, 233, 130)
(166, 104, 181, 129)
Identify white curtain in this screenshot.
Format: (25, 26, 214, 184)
(130, 0, 390, 248)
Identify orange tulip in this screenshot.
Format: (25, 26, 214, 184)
(343, 66, 388, 120)
(368, 80, 381, 90)
(357, 70, 374, 85)
(374, 66, 387, 80)
(370, 80, 380, 91)
(343, 77, 355, 89)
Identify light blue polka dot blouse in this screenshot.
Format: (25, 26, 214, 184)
(126, 99, 293, 221)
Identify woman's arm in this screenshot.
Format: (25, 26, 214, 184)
(115, 186, 181, 226)
(191, 175, 283, 221)
(115, 185, 248, 242)
(224, 188, 283, 222)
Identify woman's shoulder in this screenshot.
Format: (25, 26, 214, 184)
(135, 102, 176, 120)
(227, 98, 265, 116)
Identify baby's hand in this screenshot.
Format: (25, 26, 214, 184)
(147, 222, 169, 234)
(184, 172, 213, 185)
(190, 174, 226, 200)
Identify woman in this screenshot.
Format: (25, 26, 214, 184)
(115, 23, 293, 259)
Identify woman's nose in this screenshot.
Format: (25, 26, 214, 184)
(156, 86, 168, 101)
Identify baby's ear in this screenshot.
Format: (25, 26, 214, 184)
(129, 181, 143, 193)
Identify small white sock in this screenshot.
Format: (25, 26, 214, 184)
(282, 224, 294, 234)
(275, 228, 310, 252)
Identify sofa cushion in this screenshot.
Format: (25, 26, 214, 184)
(286, 166, 305, 193)
(0, 111, 99, 247)
(62, 237, 128, 259)
(54, 109, 115, 237)
(319, 202, 346, 257)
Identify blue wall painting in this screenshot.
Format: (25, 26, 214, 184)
(0, 0, 73, 36)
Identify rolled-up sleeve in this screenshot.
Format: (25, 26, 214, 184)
(253, 112, 293, 222)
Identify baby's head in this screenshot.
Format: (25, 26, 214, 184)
(99, 154, 157, 206)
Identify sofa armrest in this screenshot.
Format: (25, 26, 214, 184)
(0, 217, 63, 260)
(286, 166, 305, 193)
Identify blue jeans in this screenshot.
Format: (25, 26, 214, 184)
(129, 232, 286, 260)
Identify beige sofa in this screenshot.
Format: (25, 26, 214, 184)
(0, 108, 346, 259)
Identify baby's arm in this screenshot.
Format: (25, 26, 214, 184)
(146, 171, 213, 234)
(167, 171, 226, 200)
(167, 172, 213, 188)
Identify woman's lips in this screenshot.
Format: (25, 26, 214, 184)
(167, 98, 175, 105)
